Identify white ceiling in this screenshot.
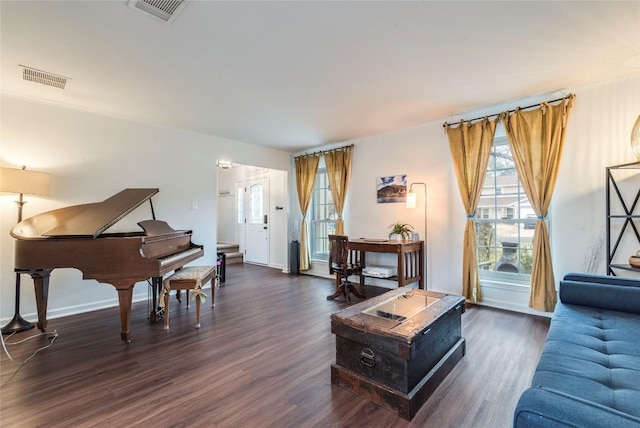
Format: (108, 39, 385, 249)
(1, 1, 639, 152)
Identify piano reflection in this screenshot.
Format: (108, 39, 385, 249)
(11, 188, 204, 343)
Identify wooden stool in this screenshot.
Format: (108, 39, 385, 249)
(160, 266, 217, 330)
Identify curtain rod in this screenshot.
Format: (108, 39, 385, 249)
(442, 95, 573, 128)
(295, 144, 354, 160)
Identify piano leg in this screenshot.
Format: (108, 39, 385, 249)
(29, 269, 52, 332)
(114, 283, 135, 344)
(149, 276, 164, 322)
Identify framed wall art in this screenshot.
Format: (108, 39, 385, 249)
(376, 174, 407, 203)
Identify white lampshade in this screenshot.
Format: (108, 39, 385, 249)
(0, 167, 50, 196)
(406, 192, 417, 209)
(632, 115, 640, 161)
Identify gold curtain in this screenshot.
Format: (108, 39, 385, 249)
(323, 146, 353, 235)
(294, 153, 320, 271)
(446, 117, 498, 302)
(501, 95, 575, 312)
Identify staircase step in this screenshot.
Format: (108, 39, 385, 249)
(217, 242, 240, 254)
(225, 251, 244, 264)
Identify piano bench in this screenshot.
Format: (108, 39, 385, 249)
(160, 265, 217, 330)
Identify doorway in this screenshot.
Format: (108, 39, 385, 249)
(217, 164, 288, 271)
(242, 177, 269, 265)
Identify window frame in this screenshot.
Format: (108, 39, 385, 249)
(309, 165, 336, 261)
(476, 135, 547, 286)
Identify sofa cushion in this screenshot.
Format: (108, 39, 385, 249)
(515, 388, 640, 428)
(562, 273, 640, 288)
(531, 302, 640, 418)
(560, 279, 640, 314)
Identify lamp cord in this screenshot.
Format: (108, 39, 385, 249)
(1, 329, 59, 375)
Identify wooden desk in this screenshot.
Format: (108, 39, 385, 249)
(348, 239, 425, 289)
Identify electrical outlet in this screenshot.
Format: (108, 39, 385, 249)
(192, 201, 199, 210)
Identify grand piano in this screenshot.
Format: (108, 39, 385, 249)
(11, 188, 204, 343)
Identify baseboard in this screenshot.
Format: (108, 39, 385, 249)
(0, 284, 216, 325)
(476, 281, 553, 317)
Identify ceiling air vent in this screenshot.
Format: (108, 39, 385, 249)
(20, 65, 71, 90)
(128, 0, 188, 23)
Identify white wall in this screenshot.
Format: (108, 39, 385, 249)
(553, 76, 640, 276)
(292, 74, 640, 314)
(216, 166, 241, 243)
(269, 169, 289, 271)
(0, 94, 290, 323)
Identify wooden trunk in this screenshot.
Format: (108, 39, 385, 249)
(330, 288, 465, 420)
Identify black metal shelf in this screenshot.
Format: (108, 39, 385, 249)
(606, 161, 640, 276)
(609, 264, 640, 273)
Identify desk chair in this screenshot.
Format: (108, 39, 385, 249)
(326, 234, 366, 303)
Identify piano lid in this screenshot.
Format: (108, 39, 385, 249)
(11, 188, 159, 240)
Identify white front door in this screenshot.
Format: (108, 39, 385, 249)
(244, 178, 269, 265)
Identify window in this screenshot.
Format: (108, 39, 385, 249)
(237, 187, 244, 224)
(309, 166, 336, 261)
(476, 136, 540, 281)
(249, 183, 264, 224)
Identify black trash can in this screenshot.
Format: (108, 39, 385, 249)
(217, 252, 226, 283)
(289, 240, 300, 274)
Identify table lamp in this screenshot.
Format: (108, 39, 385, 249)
(1, 166, 50, 334)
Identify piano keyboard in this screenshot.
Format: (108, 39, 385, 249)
(159, 247, 204, 269)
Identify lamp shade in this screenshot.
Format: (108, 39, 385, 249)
(0, 167, 50, 196)
(406, 192, 417, 209)
(632, 115, 640, 161)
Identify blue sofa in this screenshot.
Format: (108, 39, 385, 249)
(513, 273, 640, 428)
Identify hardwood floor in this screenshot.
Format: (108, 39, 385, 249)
(0, 264, 550, 427)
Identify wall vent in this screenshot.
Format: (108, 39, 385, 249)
(20, 65, 71, 90)
(128, 0, 188, 23)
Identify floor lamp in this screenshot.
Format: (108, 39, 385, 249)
(1, 166, 50, 334)
(407, 182, 427, 289)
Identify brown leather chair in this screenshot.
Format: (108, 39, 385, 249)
(326, 234, 366, 303)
